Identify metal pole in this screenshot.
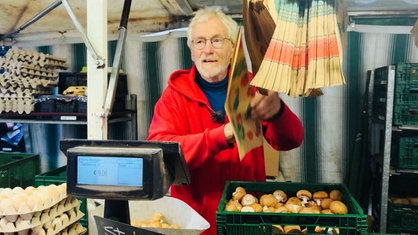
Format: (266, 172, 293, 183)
(104, 0, 132, 116)
(61, 0, 106, 68)
(0, 0, 62, 40)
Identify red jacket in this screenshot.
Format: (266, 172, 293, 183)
(147, 66, 304, 235)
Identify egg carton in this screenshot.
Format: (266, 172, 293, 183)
(3, 60, 59, 78)
(3, 48, 68, 70)
(0, 77, 57, 91)
(0, 85, 45, 96)
(58, 222, 87, 235)
(0, 195, 85, 234)
(0, 184, 67, 217)
(0, 69, 58, 89)
(0, 97, 34, 114)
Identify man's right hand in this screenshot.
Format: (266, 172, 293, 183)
(224, 123, 235, 144)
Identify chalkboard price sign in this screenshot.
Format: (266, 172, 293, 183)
(94, 216, 163, 235)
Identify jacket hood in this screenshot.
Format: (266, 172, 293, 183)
(167, 65, 209, 105)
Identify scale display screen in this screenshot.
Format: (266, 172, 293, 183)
(65, 146, 162, 199)
(77, 156, 143, 187)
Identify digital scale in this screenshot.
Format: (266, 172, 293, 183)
(60, 139, 191, 226)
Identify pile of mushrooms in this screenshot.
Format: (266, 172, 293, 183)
(225, 186, 349, 215)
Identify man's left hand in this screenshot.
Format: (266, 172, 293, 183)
(250, 91, 281, 121)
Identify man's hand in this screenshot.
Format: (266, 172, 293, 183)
(250, 91, 281, 121)
(224, 122, 235, 144)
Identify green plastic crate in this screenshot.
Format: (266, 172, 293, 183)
(387, 201, 418, 234)
(394, 84, 418, 106)
(216, 181, 368, 235)
(393, 105, 418, 126)
(395, 63, 418, 85)
(34, 165, 88, 229)
(0, 152, 40, 188)
(391, 136, 418, 169)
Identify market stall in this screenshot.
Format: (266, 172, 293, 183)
(0, 0, 417, 234)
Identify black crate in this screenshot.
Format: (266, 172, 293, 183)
(76, 100, 87, 113)
(217, 181, 368, 235)
(55, 98, 77, 113)
(372, 66, 390, 122)
(34, 98, 56, 112)
(59, 72, 128, 97)
(58, 72, 79, 94)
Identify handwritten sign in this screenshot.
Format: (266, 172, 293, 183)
(94, 216, 163, 235)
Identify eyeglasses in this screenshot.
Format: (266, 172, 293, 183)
(191, 37, 232, 49)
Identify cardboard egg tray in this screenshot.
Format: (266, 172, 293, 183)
(0, 48, 68, 115)
(0, 97, 34, 114)
(0, 184, 86, 235)
(3, 48, 68, 70)
(0, 73, 58, 90)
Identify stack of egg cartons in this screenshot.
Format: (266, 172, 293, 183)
(0, 183, 86, 235)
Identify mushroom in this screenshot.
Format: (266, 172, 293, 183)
(272, 224, 284, 234)
(305, 200, 319, 208)
(224, 199, 242, 212)
(260, 194, 279, 207)
(240, 206, 254, 212)
(329, 200, 348, 214)
(241, 204, 262, 213)
(329, 189, 343, 201)
(313, 191, 328, 206)
(286, 196, 302, 205)
(327, 227, 340, 234)
(315, 226, 326, 233)
(320, 198, 333, 210)
(232, 186, 246, 201)
(275, 206, 290, 213)
(283, 225, 302, 233)
(321, 209, 333, 214)
(392, 198, 410, 205)
(300, 207, 320, 214)
(241, 194, 258, 206)
(273, 189, 287, 203)
(296, 189, 312, 206)
(249, 203, 263, 212)
(263, 206, 276, 212)
(285, 197, 303, 213)
(409, 197, 418, 206)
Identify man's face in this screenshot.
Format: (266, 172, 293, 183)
(190, 16, 234, 82)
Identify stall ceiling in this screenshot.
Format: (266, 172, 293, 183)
(0, 0, 417, 41)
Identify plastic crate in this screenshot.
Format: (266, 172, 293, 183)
(387, 201, 418, 234)
(393, 105, 418, 126)
(395, 63, 418, 85)
(55, 98, 76, 113)
(59, 72, 128, 97)
(216, 181, 368, 235)
(34, 166, 88, 229)
(394, 84, 418, 106)
(34, 98, 56, 112)
(57, 72, 79, 94)
(391, 136, 418, 169)
(0, 152, 40, 188)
